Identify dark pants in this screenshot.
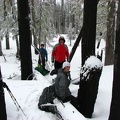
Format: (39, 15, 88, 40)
(38, 58, 45, 69)
(54, 60, 65, 69)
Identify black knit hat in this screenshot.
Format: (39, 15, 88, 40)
(59, 36, 65, 43)
(41, 44, 44, 47)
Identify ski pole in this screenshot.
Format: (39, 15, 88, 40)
(31, 44, 42, 65)
(56, 98, 65, 108)
(2, 52, 7, 62)
(31, 44, 40, 54)
(3, 82, 26, 117)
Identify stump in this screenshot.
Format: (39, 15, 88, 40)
(77, 56, 103, 118)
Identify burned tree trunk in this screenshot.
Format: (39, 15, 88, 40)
(17, 0, 33, 80)
(108, 1, 120, 119)
(77, 56, 103, 118)
(0, 68, 7, 120)
(81, 0, 97, 66)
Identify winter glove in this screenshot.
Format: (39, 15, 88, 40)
(51, 56, 54, 63)
(52, 61, 54, 63)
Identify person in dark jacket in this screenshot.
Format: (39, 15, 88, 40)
(54, 61, 72, 102)
(51, 36, 69, 70)
(38, 62, 76, 113)
(38, 44, 48, 70)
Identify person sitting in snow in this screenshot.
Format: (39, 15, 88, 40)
(38, 61, 77, 113)
(54, 61, 72, 102)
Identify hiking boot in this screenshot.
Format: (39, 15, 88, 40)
(38, 104, 57, 114)
(50, 69, 58, 75)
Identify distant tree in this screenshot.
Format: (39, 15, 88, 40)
(4, 0, 10, 49)
(105, 0, 116, 65)
(96, 0, 108, 37)
(60, 0, 65, 33)
(65, 0, 83, 34)
(67, 23, 75, 46)
(17, 0, 33, 80)
(31, 0, 37, 53)
(0, 38, 2, 56)
(108, 1, 120, 120)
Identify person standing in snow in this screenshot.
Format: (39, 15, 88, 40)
(38, 44, 48, 70)
(51, 36, 69, 70)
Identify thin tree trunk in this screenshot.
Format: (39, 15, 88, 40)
(15, 35, 20, 58)
(38, 0, 42, 46)
(61, 0, 65, 33)
(0, 40, 2, 56)
(31, 0, 37, 53)
(4, 0, 10, 50)
(6, 32, 10, 49)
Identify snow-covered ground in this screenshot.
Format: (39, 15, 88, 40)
(0, 35, 113, 120)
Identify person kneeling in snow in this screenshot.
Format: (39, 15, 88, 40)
(38, 61, 77, 113)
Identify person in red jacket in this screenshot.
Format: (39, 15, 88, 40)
(51, 36, 69, 70)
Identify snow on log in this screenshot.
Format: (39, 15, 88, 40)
(55, 101, 87, 120)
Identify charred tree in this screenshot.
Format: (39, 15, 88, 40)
(81, 0, 98, 66)
(0, 68, 7, 120)
(105, 1, 115, 65)
(77, 56, 103, 118)
(68, 27, 83, 63)
(109, 1, 120, 120)
(17, 0, 33, 80)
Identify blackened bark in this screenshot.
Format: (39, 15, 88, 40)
(0, 40, 2, 56)
(105, 1, 115, 65)
(109, 1, 120, 120)
(18, 0, 33, 80)
(81, 0, 97, 66)
(0, 68, 7, 120)
(69, 27, 83, 63)
(77, 56, 103, 118)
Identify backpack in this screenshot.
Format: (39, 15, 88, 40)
(38, 85, 56, 105)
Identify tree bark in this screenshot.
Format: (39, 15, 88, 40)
(0, 40, 2, 56)
(105, 1, 115, 65)
(60, 0, 65, 33)
(17, 0, 33, 80)
(5, 32, 10, 50)
(31, 0, 38, 53)
(15, 35, 20, 58)
(4, 1, 10, 50)
(77, 56, 103, 118)
(109, 1, 120, 120)
(68, 27, 83, 63)
(0, 68, 7, 120)
(81, 0, 97, 66)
